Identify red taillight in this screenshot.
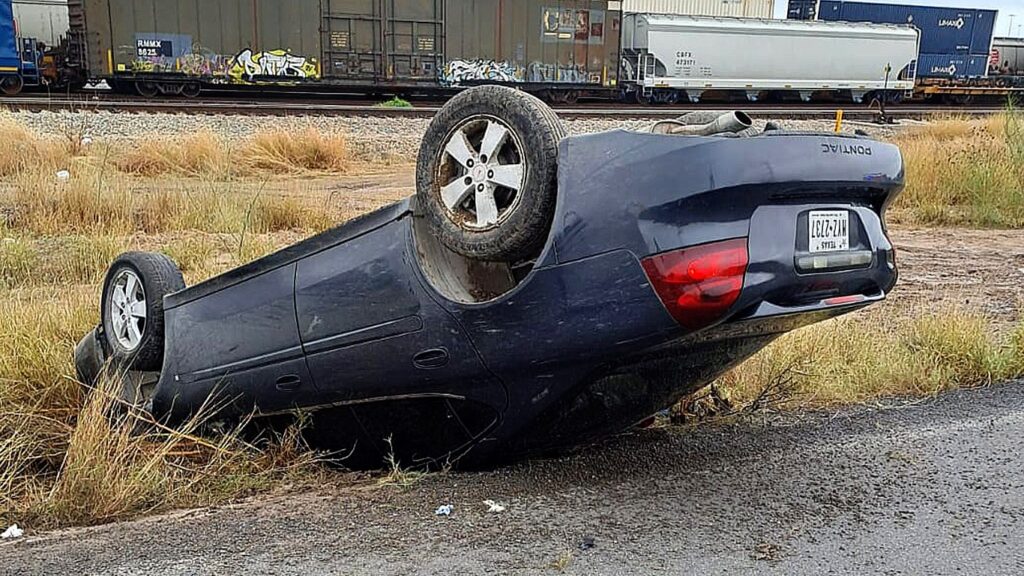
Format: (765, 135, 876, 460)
(641, 238, 749, 330)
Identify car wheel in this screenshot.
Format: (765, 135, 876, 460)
(416, 85, 565, 262)
(100, 252, 185, 371)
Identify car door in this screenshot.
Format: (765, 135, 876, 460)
(160, 262, 315, 416)
(294, 218, 505, 415)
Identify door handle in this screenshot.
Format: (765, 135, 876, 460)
(413, 348, 449, 369)
(276, 375, 302, 391)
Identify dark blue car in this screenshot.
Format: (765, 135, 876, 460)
(76, 86, 903, 468)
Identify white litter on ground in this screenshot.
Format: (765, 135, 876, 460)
(1, 524, 24, 539)
(55, 170, 71, 182)
(434, 504, 453, 517)
(483, 500, 506, 513)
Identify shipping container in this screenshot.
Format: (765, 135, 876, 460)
(13, 0, 69, 46)
(817, 2, 997, 58)
(621, 0, 773, 18)
(917, 52, 987, 79)
(68, 0, 621, 96)
(621, 14, 918, 102)
(992, 38, 1024, 76)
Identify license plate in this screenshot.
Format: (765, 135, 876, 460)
(808, 210, 850, 253)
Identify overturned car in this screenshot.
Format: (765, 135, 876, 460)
(76, 86, 903, 468)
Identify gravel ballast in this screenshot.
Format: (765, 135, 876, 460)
(5, 110, 903, 161)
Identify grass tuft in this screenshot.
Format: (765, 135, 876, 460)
(376, 96, 413, 108)
(244, 129, 349, 174)
(114, 132, 228, 178)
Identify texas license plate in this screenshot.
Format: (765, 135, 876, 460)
(808, 210, 850, 253)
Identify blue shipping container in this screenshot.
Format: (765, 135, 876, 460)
(818, 1, 997, 56)
(917, 53, 989, 79)
(0, 0, 18, 72)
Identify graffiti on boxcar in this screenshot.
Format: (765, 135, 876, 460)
(541, 7, 610, 45)
(527, 62, 589, 83)
(228, 49, 320, 83)
(124, 36, 233, 79)
(176, 46, 232, 78)
(441, 58, 596, 86)
(441, 59, 522, 86)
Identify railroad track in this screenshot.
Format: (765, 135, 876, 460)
(0, 92, 1007, 120)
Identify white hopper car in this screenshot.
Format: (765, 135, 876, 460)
(621, 14, 920, 104)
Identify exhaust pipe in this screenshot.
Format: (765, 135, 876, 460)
(650, 111, 754, 136)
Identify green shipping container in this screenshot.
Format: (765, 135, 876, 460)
(69, 0, 621, 89)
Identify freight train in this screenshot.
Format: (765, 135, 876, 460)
(801, 1, 1024, 104)
(1, 0, 1021, 104)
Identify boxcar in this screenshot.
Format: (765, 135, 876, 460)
(68, 0, 622, 99)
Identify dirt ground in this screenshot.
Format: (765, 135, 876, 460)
(886, 227, 1024, 321)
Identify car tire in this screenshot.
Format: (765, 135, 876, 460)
(416, 85, 565, 262)
(100, 252, 185, 371)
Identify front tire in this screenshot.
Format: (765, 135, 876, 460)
(100, 252, 184, 371)
(416, 85, 565, 262)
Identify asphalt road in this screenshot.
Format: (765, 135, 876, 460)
(4, 382, 1024, 576)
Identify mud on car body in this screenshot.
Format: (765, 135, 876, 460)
(76, 86, 903, 468)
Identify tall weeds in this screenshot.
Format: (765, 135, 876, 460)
(0, 117, 347, 530)
(892, 108, 1024, 227)
(720, 309, 1024, 409)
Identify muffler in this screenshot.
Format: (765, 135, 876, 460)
(650, 111, 754, 136)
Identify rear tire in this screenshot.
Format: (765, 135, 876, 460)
(416, 85, 565, 262)
(100, 252, 184, 371)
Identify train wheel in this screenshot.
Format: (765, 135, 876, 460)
(180, 82, 201, 98)
(651, 90, 680, 105)
(1, 75, 24, 96)
(135, 81, 159, 98)
(944, 94, 975, 106)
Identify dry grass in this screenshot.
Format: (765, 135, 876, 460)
(719, 308, 1024, 410)
(112, 128, 350, 178)
(890, 107, 1024, 228)
(0, 115, 75, 178)
(0, 117, 357, 530)
(244, 129, 350, 174)
(0, 235, 127, 287)
(7, 166, 343, 237)
(114, 131, 228, 178)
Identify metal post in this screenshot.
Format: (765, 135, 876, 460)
(877, 63, 892, 125)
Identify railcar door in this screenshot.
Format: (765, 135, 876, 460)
(321, 0, 443, 85)
(321, 0, 384, 83)
(380, 0, 443, 83)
